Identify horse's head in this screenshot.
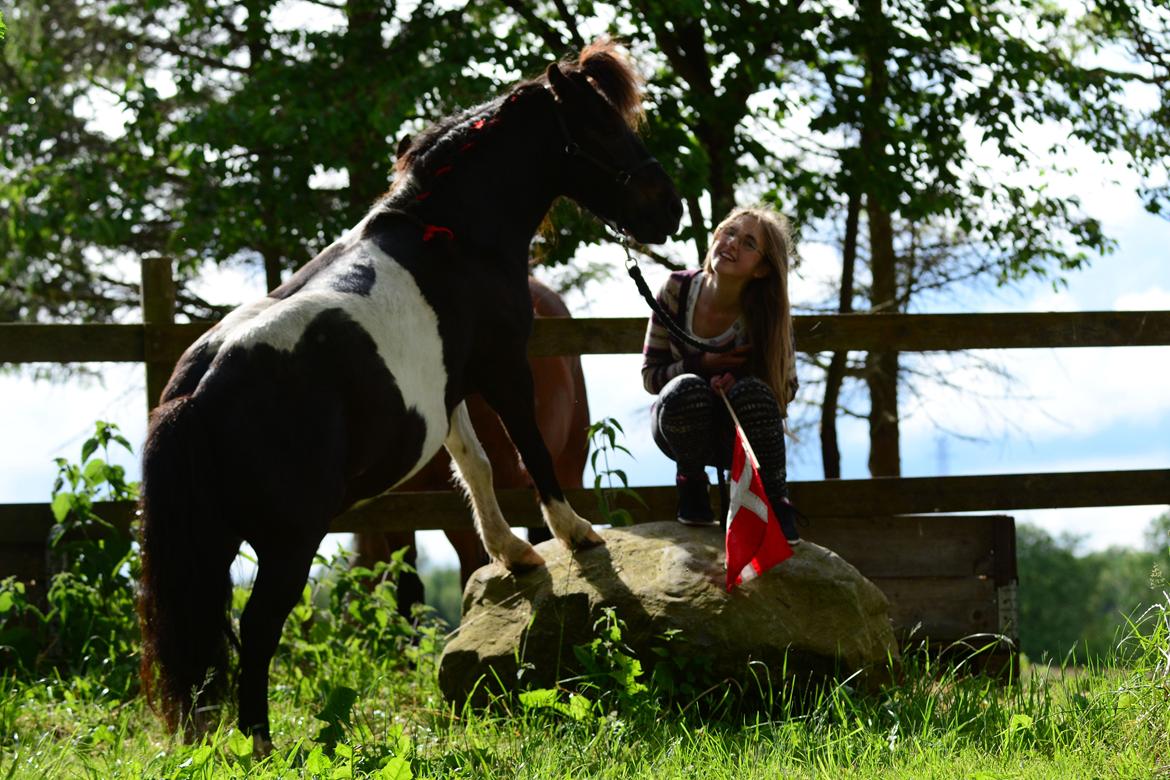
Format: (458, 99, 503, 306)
(544, 42, 683, 245)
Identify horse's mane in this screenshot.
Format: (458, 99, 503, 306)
(393, 38, 643, 179)
(571, 38, 644, 129)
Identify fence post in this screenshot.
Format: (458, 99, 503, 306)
(141, 256, 176, 413)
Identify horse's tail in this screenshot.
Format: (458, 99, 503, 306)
(137, 394, 236, 734)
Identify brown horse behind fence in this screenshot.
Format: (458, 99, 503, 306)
(354, 275, 590, 603)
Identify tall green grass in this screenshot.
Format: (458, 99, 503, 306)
(3, 552, 1169, 778)
(2, 425, 1168, 777)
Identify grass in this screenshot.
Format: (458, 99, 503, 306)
(3, 585, 1170, 779)
(9, 422, 1166, 776)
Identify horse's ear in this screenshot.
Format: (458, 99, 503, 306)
(546, 63, 575, 102)
(396, 134, 413, 158)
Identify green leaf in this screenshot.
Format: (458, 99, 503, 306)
(51, 492, 73, 523)
(519, 688, 559, 710)
(567, 692, 594, 721)
(1007, 712, 1033, 734)
(609, 509, 634, 527)
(314, 685, 359, 747)
(83, 458, 108, 487)
(188, 745, 213, 769)
(80, 437, 99, 464)
(376, 756, 413, 780)
(227, 728, 253, 759)
(305, 746, 332, 775)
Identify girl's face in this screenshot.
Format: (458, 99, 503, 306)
(710, 215, 770, 281)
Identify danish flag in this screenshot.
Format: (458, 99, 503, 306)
(722, 395, 793, 591)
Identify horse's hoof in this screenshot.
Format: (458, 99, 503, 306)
(504, 546, 546, 573)
(253, 734, 274, 759)
(576, 528, 606, 549)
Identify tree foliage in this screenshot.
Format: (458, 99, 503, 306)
(1017, 513, 1170, 663)
(2, 0, 1168, 471)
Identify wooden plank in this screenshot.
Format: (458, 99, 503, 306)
(787, 469, 1170, 516)
(142, 257, 177, 411)
(0, 544, 46, 584)
(795, 310, 1170, 352)
(528, 316, 645, 356)
(0, 324, 146, 363)
(5, 311, 1170, 365)
(0, 470, 1165, 543)
(800, 516, 1004, 579)
(147, 323, 213, 363)
(331, 469, 1170, 528)
(873, 576, 1000, 640)
(523, 311, 1170, 355)
(0, 502, 136, 544)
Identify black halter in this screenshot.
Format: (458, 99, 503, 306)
(552, 107, 661, 186)
(550, 99, 733, 354)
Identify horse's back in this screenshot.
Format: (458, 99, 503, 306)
(162, 236, 456, 515)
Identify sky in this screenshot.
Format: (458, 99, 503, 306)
(2, 174, 1167, 570)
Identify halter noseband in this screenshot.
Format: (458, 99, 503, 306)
(552, 105, 661, 186)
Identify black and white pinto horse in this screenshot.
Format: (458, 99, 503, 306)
(136, 40, 683, 751)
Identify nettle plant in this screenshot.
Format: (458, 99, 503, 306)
(0, 421, 141, 695)
(585, 417, 645, 528)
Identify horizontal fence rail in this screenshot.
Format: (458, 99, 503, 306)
(3, 468, 1167, 543)
(2, 255, 1168, 551)
(3, 310, 1170, 365)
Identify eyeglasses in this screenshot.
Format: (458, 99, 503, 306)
(719, 224, 760, 253)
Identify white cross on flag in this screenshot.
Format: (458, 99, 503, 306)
(724, 421, 793, 591)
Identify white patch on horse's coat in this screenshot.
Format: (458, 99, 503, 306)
(542, 498, 596, 546)
(197, 236, 451, 484)
(444, 403, 537, 567)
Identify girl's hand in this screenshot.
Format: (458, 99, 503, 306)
(698, 345, 751, 375)
(710, 372, 736, 394)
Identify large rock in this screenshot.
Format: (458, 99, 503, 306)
(438, 521, 897, 704)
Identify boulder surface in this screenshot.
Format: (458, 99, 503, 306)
(438, 521, 897, 703)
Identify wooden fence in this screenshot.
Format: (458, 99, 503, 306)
(3, 257, 1170, 664)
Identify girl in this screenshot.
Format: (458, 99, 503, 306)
(641, 205, 800, 540)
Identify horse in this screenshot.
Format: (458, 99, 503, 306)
(136, 39, 682, 753)
(353, 275, 589, 606)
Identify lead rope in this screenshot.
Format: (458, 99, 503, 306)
(602, 223, 736, 355)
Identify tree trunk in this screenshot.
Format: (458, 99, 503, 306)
(245, 1, 282, 292)
(865, 201, 901, 476)
(820, 190, 860, 478)
(344, 0, 390, 217)
(859, 0, 901, 477)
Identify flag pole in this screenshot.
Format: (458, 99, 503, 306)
(716, 388, 762, 470)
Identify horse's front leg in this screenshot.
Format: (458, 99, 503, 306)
(481, 365, 604, 550)
(445, 402, 545, 572)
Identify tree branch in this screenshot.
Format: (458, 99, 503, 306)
(498, 0, 568, 56)
(550, 0, 585, 49)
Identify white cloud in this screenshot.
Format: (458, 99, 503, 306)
(1016, 505, 1169, 553)
(1115, 288, 1170, 311)
(899, 346, 1170, 444)
(0, 366, 148, 503)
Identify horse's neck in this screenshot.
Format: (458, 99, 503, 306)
(385, 115, 561, 262)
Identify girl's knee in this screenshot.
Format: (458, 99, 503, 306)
(660, 373, 709, 399)
(728, 376, 776, 404)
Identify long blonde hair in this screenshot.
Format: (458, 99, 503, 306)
(702, 205, 797, 414)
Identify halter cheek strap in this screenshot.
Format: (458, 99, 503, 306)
(551, 107, 661, 186)
(548, 97, 734, 355)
